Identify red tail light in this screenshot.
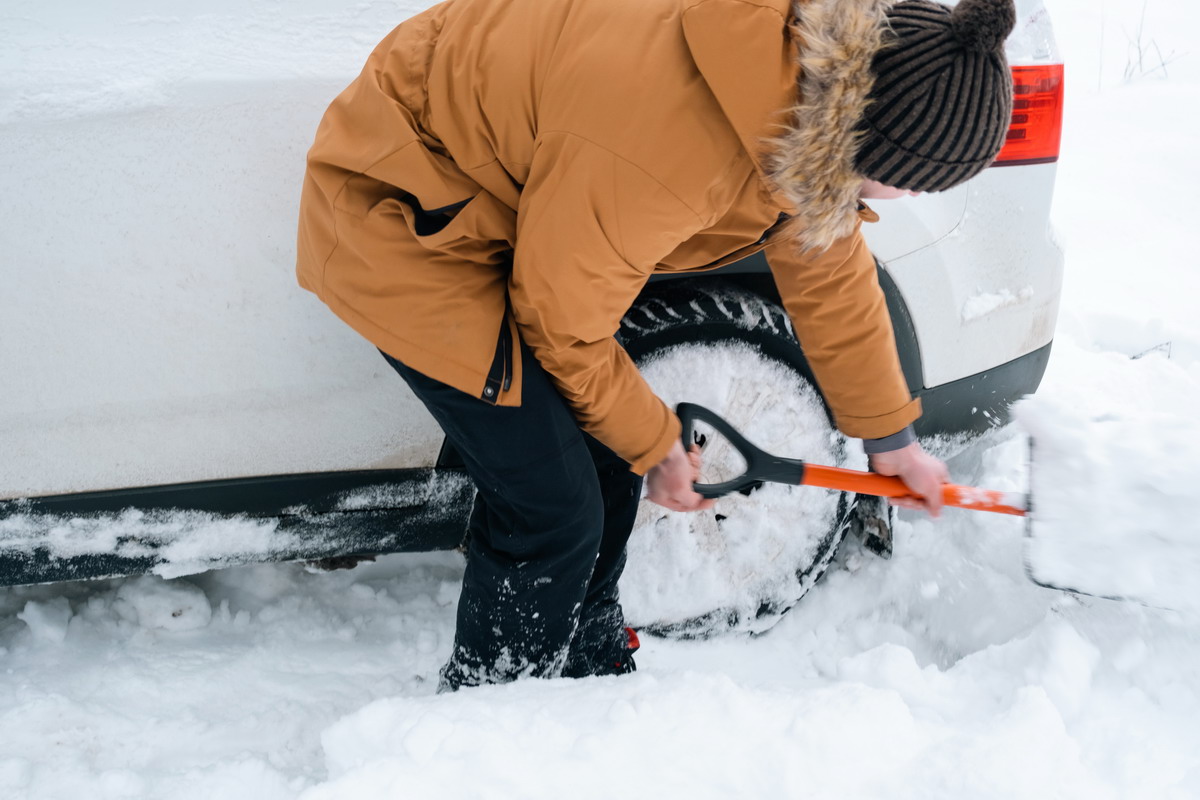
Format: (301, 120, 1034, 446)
(994, 64, 1064, 166)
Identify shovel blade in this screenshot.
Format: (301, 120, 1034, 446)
(1023, 435, 1200, 613)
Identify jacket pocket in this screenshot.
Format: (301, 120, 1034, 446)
(395, 190, 471, 236)
(391, 190, 517, 266)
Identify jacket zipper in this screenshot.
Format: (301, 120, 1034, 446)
(481, 319, 513, 403)
(501, 321, 513, 391)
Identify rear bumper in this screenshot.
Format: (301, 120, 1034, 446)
(913, 342, 1052, 439)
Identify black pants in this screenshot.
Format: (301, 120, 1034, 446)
(382, 343, 643, 690)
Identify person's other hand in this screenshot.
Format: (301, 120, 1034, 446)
(869, 442, 950, 518)
(646, 440, 716, 512)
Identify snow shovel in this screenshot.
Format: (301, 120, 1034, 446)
(677, 402, 1200, 612)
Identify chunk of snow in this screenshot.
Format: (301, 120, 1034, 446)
(113, 576, 213, 631)
(962, 287, 1034, 322)
(16, 598, 72, 644)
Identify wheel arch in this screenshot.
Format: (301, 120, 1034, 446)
(631, 258, 926, 419)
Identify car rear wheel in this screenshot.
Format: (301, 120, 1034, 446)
(618, 282, 860, 637)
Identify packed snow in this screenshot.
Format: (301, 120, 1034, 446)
(3, 0, 1200, 798)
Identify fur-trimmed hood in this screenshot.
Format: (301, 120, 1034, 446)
(771, 0, 895, 252)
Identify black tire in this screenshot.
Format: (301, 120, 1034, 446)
(617, 280, 856, 638)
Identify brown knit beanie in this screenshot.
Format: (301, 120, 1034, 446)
(854, 0, 1016, 192)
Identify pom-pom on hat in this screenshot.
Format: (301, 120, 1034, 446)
(854, 0, 1017, 192)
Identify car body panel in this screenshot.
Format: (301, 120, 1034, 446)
(1, 81, 443, 500)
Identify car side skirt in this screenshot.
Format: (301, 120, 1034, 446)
(0, 469, 473, 587)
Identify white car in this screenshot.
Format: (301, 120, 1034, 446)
(0, 0, 1063, 634)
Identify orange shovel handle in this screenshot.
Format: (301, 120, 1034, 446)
(802, 465, 1028, 517)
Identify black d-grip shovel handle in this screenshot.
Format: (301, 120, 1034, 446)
(676, 402, 808, 499)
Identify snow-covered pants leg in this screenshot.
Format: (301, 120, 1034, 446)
(561, 434, 642, 678)
(381, 343, 641, 690)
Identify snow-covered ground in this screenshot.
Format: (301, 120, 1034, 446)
(3, 0, 1200, 797)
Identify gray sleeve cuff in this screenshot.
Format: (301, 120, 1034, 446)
(862, 425, 917, 455)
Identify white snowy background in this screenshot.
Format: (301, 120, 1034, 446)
(2, 0, 1200, 797)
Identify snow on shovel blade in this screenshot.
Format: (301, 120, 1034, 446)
(1018, 397, 1200, 614)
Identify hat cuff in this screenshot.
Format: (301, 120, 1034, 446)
(854, 123, 1004, 192)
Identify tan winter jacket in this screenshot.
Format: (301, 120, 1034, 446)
(297, 0, 921, 475)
